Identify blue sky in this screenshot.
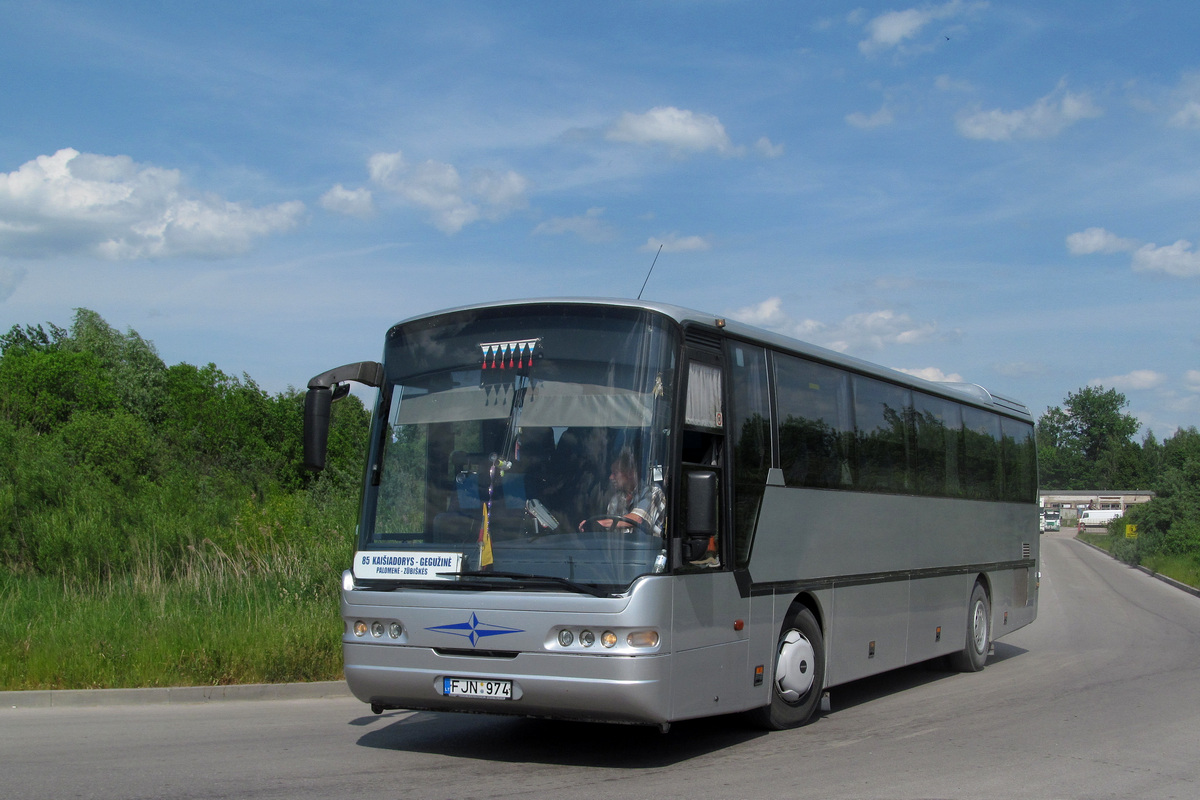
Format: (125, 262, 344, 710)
(3, 1, 1200, 436)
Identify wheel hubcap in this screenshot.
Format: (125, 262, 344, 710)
(971, 599, 988, 653)
(775, 629, 816, 702)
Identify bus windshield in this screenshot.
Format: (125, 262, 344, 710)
(357, 305, 678, 592)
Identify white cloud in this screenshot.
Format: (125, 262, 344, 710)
(731, 296, 789, 329)
(1091, 370, 1167, 391)
(896, 366, 965, 383)
(754, 137, 785, 158)
(1066, 227, 1138, 255)
(641, 233, 711, 253)
(846, 107, 895, 129)
(366, 151, 406, 187)
(470, 170, 530, 218)
(1185, 370, 1200, 393)
(364, 149, 529, 234)
(0, 148, 304, 259)
(957, 83, 1103, 141)
(1170, 101, 1200, 129)
(532, 207, 616, 242)
(728, 297, 956, 354)
(607, 107, 743, 157)
(1132, 239, 1200, 278)
(858, 1, 978, 55)
(1068, 227, 1200, 279)
(320, 184, 374, 218)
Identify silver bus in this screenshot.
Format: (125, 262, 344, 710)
(304, 298, 1038, 731)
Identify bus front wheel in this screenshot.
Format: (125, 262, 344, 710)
(751, 606, 825, 730)
(948, 582, 990, 672)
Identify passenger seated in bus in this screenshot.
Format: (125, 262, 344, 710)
(578, 447, 665, 536)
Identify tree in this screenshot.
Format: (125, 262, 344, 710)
(1037, 386, 1141, 489)
(0, 347, 118, 433)
(1123, 432, 1200, 560)
(0, 308, 371, 585)
(64, 308, 167, 424)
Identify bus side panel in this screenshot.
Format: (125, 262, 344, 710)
(985, 564, 1038, 641)
(750, 489, 992, 586)
(826, 580, 910, 686)
(749, 487, 1038, 687)
(668, 572, 753, 720)
(908, 573, 975, 664)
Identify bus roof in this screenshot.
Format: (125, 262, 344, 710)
(388, 297, 1033, 422)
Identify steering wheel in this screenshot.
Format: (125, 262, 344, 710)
(579, 514, 651, 535)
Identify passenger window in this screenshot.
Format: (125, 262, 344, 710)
(1001, 417, 1037, 503)
(775, 354, 853, 489)
(853, 377, 913, 494)
(912, 392, 962, 498)
(962, 407, 1002, 501)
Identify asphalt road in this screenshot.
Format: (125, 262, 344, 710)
(4, 532, 1199, 799)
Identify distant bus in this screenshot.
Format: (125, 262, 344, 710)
(304, 299, 1039, 731)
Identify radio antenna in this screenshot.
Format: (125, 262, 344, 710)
(638, 244, 663, 300)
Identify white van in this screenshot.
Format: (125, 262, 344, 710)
(1079, 509, 1122, 528)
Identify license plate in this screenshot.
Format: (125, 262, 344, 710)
(442, 677, 513, 700)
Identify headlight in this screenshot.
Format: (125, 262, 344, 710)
(353, 620, 368, 637)
(627, 630, 660, 648)
(548, 626, 660, 652)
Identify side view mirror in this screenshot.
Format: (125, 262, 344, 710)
(303, 361, 383, 471)
(680, 469, 718, 561)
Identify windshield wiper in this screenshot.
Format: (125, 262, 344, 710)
(445, 570, 610, 598)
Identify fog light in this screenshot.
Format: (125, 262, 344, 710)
(353, 620, 367, 637)
(601, 631, 617, 648)
(371, 621, 384, 638)
(558, 629, 574, 647)
(579, 630, 595, 647)
(389, 622, 402, 639)
(627, 630, 659, 648)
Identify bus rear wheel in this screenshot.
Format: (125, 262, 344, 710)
(948, 582, 990, 672)
(751, 606, 825, 730)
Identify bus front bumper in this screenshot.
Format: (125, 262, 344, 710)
(343, 642, 673, 726)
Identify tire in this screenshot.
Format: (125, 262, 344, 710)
(750, 606, 825, 730)
(948, 582, 990, 672)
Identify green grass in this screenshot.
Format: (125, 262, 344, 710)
(0, 542, 344, 691)
(1077, 531, 1116, 553)
(1075, 531, 1200, 590)
(1141, 553, 1200, 589)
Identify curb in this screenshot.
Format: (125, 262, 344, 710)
(1, 680, 353, 710)
(1072, 536, 1200, 600)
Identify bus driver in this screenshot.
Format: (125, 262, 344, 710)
(579, 447, 665, 536)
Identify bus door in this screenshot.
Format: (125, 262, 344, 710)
(669, 343, 752, 718)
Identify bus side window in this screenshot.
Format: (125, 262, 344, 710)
(728, 344, 771, 568)
(775, 354, 853, 490)
(681, 358, 724, 566)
